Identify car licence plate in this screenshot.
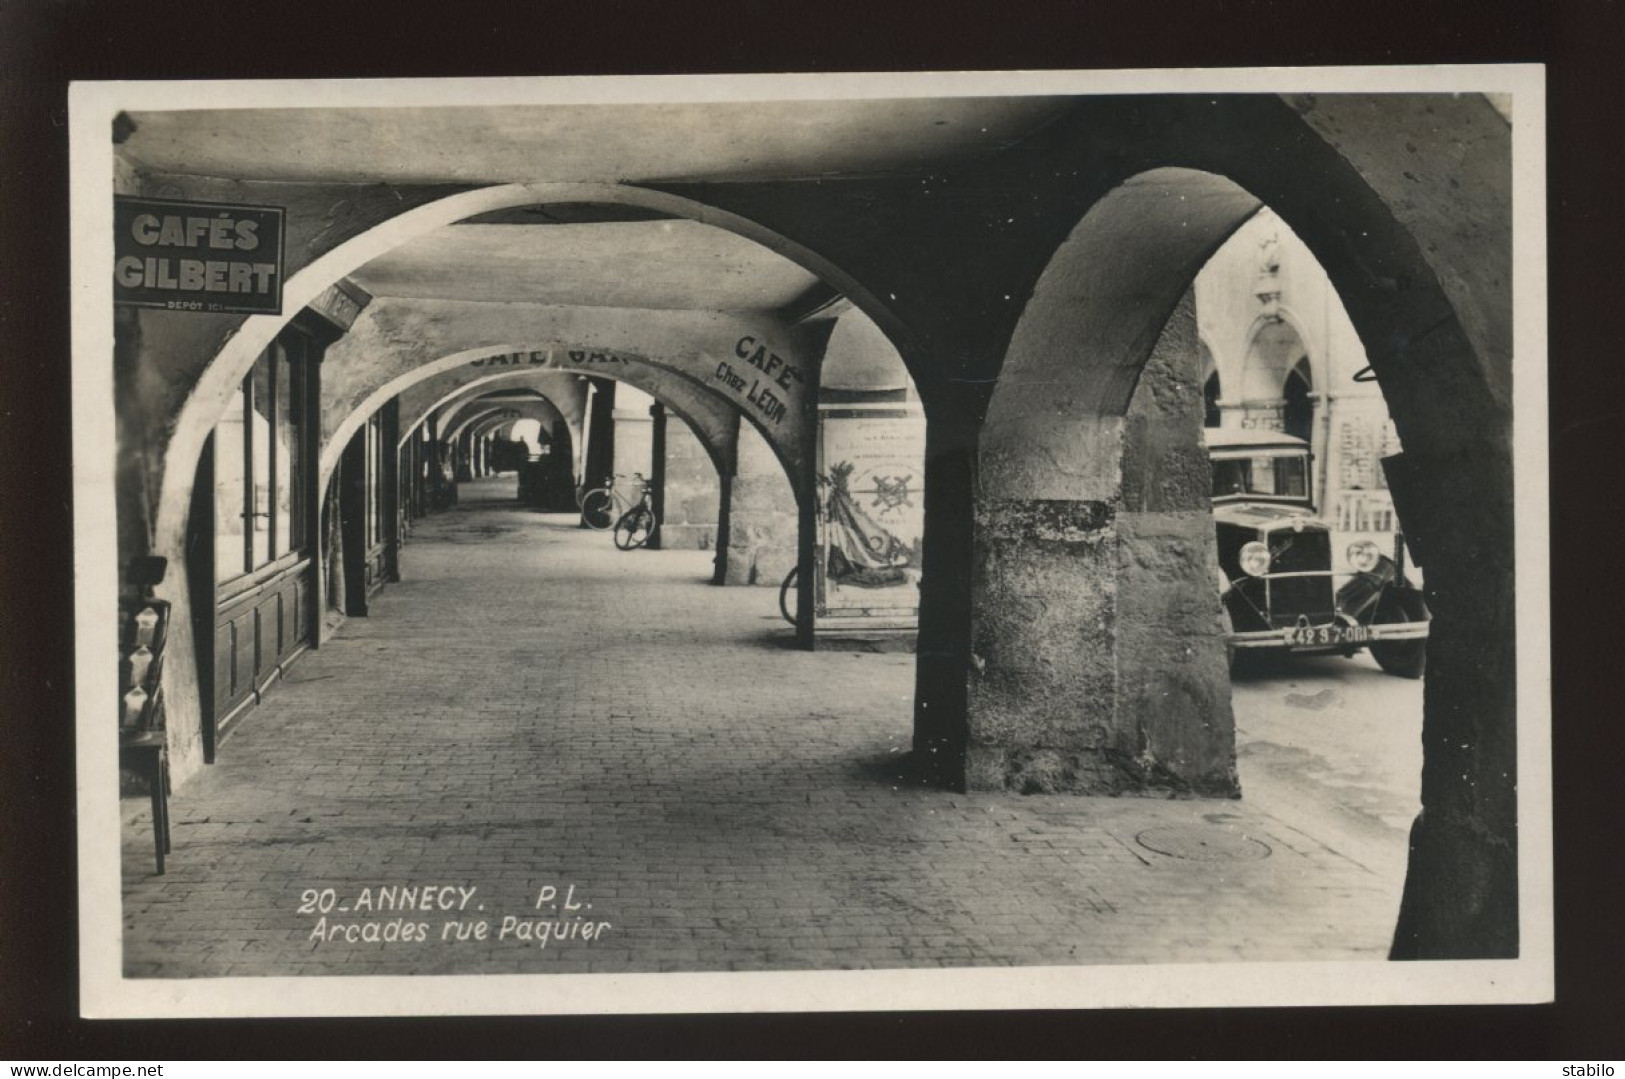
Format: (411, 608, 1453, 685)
(1283, 623, 1370, 648)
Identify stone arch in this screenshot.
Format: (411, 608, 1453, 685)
(978, 156, 1515, 958)
(153, 180, 910, 592)
(143, 179, 927, 792)
(447, 405, 556, 459)
(1237, 307, 1315, 401)
(429, 395, 565, 450)
(470, 412, 527, 445)
(393, 370, 588, 486)
(442, 399, 561, 447)
(320, 346, 747, 499)
(1281, 355, 1315, 444)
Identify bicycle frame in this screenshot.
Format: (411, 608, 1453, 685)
(581, 473, 651, 530)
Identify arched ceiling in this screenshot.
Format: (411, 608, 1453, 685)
(118, 99, 1072, 186)
(349, 220, 820, 311)
(116, 98, 1073, 324)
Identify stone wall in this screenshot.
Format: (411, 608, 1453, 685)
(661, 418, 721, 550)
(967, 292, 1237, 795)
(612, 389, 654, 484)
(724, 420, 799, 586)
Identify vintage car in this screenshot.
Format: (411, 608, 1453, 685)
(1207, 428, 1429, 678)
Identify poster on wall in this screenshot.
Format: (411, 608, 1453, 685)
(815, 406, 925, 619)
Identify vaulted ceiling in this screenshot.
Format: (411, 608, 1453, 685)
(119, 98, 1070, 185)
(117, 98, 1072, 320)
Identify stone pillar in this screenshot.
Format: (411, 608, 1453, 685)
(1385, 426, 1517, 958)
(724, 421, 798, 586)
(711, 472, 733, 585)
(966, 292, 1236, 795)
(454, 428, 473, 482)
(545, 419, 576, 510)
(647, 402, 666, 550)
(381, 399, 401, 582)
(911, 385, 985, 788)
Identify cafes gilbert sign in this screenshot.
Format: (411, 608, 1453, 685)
(114, 197, 285, 315)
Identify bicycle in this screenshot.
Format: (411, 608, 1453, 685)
(612, 483, 659, 551)
(579, 473, 647, 531)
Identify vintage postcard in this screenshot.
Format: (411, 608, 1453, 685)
(71, 66, 1551, 1017)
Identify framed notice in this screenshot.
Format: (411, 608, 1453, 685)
(815, 406, 926, 619)
(113, 196, 285, 315)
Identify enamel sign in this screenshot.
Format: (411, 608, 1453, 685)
(114, 196, 285, 315)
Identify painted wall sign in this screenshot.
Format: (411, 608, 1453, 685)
(714, 335, 805, 427)
(470, 348, 633, 368)
(113, 197, 285, 315)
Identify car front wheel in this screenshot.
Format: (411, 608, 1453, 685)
(1367, 588, 1427, 679)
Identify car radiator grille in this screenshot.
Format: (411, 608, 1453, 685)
(1266, 530, 1335, 627)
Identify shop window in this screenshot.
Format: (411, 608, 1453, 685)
(249, 351, 272, 567)
(273, 338, 303, 558)
(214, 339, 307, 583)
(214, 383, 248, 583)
(366, 412, 386, 549)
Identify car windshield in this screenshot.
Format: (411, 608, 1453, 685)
(1212, 452, 1310, 501)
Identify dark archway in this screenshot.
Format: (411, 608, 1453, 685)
(980, 162, 1516, 960)
(1283, 357, 1314, 443)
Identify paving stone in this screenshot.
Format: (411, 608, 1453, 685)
(121, 476, 1400, 977)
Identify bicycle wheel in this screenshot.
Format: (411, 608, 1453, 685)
(613, 506, 655, 550)
(580, 488, 614, 530)
(778, 565, 800, 626)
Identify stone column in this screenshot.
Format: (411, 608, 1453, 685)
(381, 400, 401, 581)
(647, 402, 666, 550)
(454, 428, 473, 482)
(967, 292, 1237, 795)
(1383, 414, 1518, 959)
(911, 385, 985, 788)
(711, 472, 733, 585)
(581, 378, 616, 493)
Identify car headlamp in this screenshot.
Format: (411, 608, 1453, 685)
(1346, 540, 1382, 573)
(1239, 540, 1271, 577)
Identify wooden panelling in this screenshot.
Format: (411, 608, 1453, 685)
(213, 556, 312, 729)
(214, 624, 234, 713)
(232, 609, 256, 700)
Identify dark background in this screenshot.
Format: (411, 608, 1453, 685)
(2, 0, 1619, 1059)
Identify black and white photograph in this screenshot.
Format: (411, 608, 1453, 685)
(68, 67, 1550, 1018)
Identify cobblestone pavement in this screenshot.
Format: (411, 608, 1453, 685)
(122, 477, 1401, 977)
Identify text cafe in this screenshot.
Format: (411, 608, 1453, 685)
(114, 197, 285, 315)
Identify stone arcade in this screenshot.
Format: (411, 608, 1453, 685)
(109, 91, 1517, 964)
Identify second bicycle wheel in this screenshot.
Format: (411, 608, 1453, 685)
(778, 565, 799, 625)
(613, 506, 656, 550)
(580, 488, 614, 530)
